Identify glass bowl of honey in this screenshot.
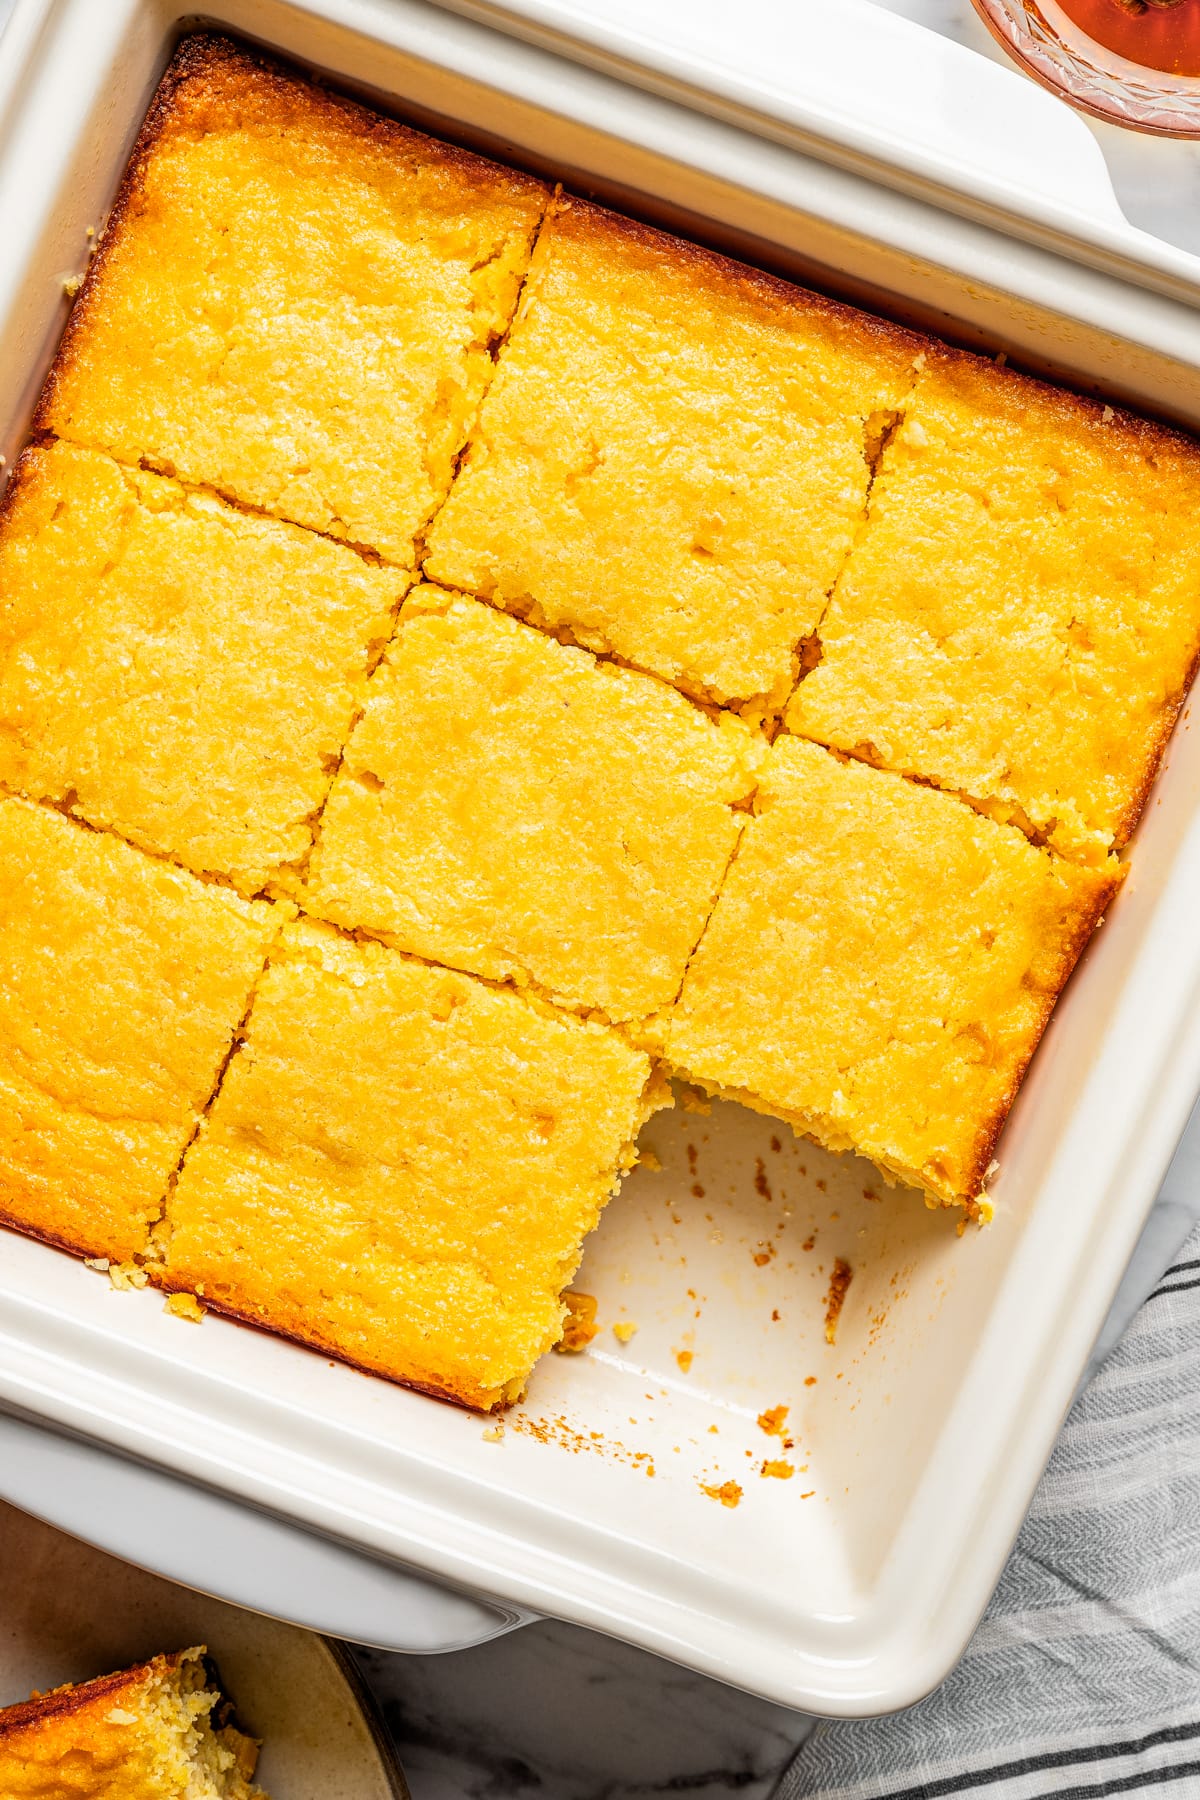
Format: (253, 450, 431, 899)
(971, 0, 1200, 133)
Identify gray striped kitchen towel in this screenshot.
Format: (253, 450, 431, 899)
(777, 1219, 1200, 1800)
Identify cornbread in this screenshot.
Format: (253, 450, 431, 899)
(786, 347, 1200, 862)
(664, 738, 1119, 1208)
(160, 920, 663, 1408)
(0, 440, 406, 892)
(425, 196, 920, 711)
(304, 587, 761, 1021)
(0, 1647, 264, 1799)
(38, 35, 547, 566)
(0, 798, 276, 1262)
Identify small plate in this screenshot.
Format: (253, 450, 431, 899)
(0, 1498, 409, 1799)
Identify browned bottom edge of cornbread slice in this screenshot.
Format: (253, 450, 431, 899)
(663, 737, 1120, 1211)
(155, 919, 668, 1411)
(0, 1646, 265, 1800)
(786, 343, 1200, 865)
(425, 192, 923, 713)
(303, 585, 762, 1023)
(0, 796, 279, 1265)
(0, 439, 408, 895)
(36, 32, 548, 567)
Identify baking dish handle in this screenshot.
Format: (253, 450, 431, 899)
(441, 0, 1127, 231)
(0, 1408, 532, 1652)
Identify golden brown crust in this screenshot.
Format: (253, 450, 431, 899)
(149, 1269, 506, 1412)
(925, 339, 1200, 472)
(547, 192, 928, 373)
(1113, 634, 1200, 851)
(954, 858, 1123, 1200)
(0, 1655, 176, 1740)
(35, 30, 545, 442)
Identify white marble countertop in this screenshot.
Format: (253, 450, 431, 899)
(355, 6, 1200, 1796)
(1, 1, 1198, 1794)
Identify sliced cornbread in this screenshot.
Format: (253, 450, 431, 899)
(0, 1647, 264, 1799)
(0, 440, 406, 893)
(786, 347, 1200, 862)
(38, 34, 547, 566)
(0, 798, 277, 1262)
(664, 738, 1118, 1209)
(304, 587, 760, 1021)
(425, 196, 920, 711)
(159, 920, 664, 1408)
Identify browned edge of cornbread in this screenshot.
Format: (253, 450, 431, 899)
(531, 190, 930, 378)
(148, 1270, 516, 1411)
(0, 1652, 202, 1739)
(32, 30, 548, 457)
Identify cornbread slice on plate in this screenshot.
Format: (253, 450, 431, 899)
(663, 738, 1119, 1211)
(786, 347, 1200, 863)
(304, 586, 761, 1022)
(0, 440, 406, 894)
(0, 1646, 265, 1799)
(38, 33, 547, 566)
(0, 797, 276, 1263)
(425, 196, 920, 713)
(159, 919, 664, 1409)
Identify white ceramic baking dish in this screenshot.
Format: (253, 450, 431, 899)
(3, 0, 1200, 1718)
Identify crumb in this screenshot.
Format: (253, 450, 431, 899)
(700, 1479, 742, 1508)
(83, 1257, 110, 1272)
(63, 274, 83, 298)
(770, 1135, 782, 1153)
(800, 1489, 816, 1499)
(554, 1290, 598, 1352)
(678, 1083, 711, 1115)
(707, 1423, 719, 1434)
(752, 1243, 775, 1266)
(804, 1375, 817, 1387)
(761, 1459, 793, 1479)
(481, 1425, 504, 1442)
(612, 1320, 638, 1344)
(163, 1291, 205, 1323)
(995, 350, 1007, 366)
(108, 1261, 148, 1292)
(675, 1347, 694, 1373)
(757, 1404, 789, 1437)
(1102, 403, 1114, 422)
(824, 1258, 853, 1344)
(639, 1145, 662, 1172)
(771, 1308, 781, 1322)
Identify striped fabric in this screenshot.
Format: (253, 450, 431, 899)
(777, 1226, 1200, 1800)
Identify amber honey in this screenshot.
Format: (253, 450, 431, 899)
(1054, 0, 1200, 76)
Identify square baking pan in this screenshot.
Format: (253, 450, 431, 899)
(3, 0, 1200, 1717)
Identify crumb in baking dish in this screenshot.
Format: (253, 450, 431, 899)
(157, 919, 666, 1410)
(38, 34, 548, 567)
(303, 586, 761, 1022)
(0, 797, 276, 1264)
(425, 195, 920, 714)
(786, 345, 1200, 863)
(0, 439, 406, 894)
(0, 1646, 265, 1799)
(663, 737, 1119, 1210)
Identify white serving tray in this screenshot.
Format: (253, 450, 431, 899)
(3, 0, 1200, 1717)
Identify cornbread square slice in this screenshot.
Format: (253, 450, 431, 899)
(0, 798, 277, 1262)
(0, 441, 406, 893)
(39, 34, 547, 566)
(161, 920, 663, 1409)
(0, 1648, 264, 1800)
(664, 739, 1118, 1209)
(304, 587, 760, 1022)
(425, 197, 920, 711)
(786, 347, 1200, 862)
